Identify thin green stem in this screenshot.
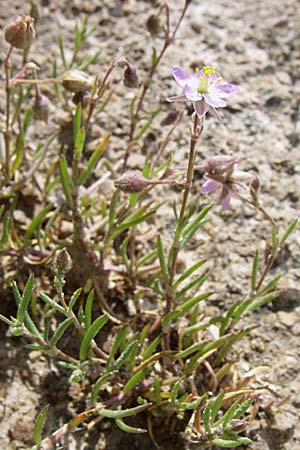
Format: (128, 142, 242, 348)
(164, 114, 202, 349)
(3, 46, 13, 184)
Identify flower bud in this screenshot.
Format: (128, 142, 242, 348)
(123, 64, 140, 88)
(52, 248, 73, 275)
(33, 92, 52, 123)
(146, 14, 162, 36)
(160, 110, 179, 126)
(250, 176, 261, 193)
(114, 172, 149, 193)
(4, 15, 35, 49)
(61, 69, 93, 93)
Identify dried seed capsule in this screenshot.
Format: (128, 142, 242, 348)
(4, 15, 35, 49)
(60, 69, 93, 93)
(114, 172, 149, 193)
(160, 110, 179, 126)
(33, 93, 52, 123)
(146, 14, 161, 36)
(123, 64, 140, 88)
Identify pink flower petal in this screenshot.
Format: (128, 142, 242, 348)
(171, 66, 194, 88)
(202, 179, 220, 193)
(193, 99, 209, 117)
(214, 83, 239, 97)
(220, 191, 231, 209)
(167, 94, 188, 103)
(203, 94, 226, 108)
(184, 85, 202, 101)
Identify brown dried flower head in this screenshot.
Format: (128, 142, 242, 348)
(114, 172, 149, 193)
(146, 14, 162, 36)
(4, 15, 35, 49)
(61, 69, 93, 93)
(123, 64, 140, 88)
(33, 93, 52, 123)
(52, 248, 73, 275)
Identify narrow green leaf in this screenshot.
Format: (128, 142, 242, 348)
(279, 218, 298, 246)
(142, 335, 161, 360)
(39, 293, 65, 314)
(123, 368, 149, 394)
(176, 334, 230, 359)
(80, 314, 108, 361)
(175, 273, 207, 301)
(1, 211, 11, 247)
(99, 402, 152, 418)
(16, 274, 34, 323)
(24, 204, 54, 244)
(203, 404, 212, 434)
(109, 189, 120, 228)
(110, 206, 160, 240)
(75, 127, 85, 161)
(211, 392, 225, 423)
(211, 437, 241, 448)
(243, 291, 280, 314)
(115, 418, 147, 434)
(173, 259, 207, 290)
(257, 274, 281, 296)
(182, 205, 212, 238)
(50, 317, 73, 346)
(58, 35, 67, 69)
(106, 326, 128, 369)
(84, 290, 94, 330)
(78, 134, 110, 185)
(271, 226, 278, 252)
(23, 107, 32, 133)
(59, 156, 74, 208)
(33, 404, 49, 445)
(171, 378, 182, 406)
(91, 370, 118, 405)
(69, 288, 82, 311)
(251, 250, 259, 292)
(73, 104, 82, 147)
(112, 340, 139, 370)
(157, 235, 169, 283)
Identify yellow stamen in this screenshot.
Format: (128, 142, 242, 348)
(202, 65, 216, 77)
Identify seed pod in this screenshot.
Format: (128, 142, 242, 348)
(123, 64, 140, 88)
(33, 93, 52, 123)
(60, 69, 93, 93)
(160, 110, 179, 126)
(4, 15, 35, 49)
(146, 14, 161, 36)
(114, 172, 149, 193)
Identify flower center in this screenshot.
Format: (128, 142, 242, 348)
(196, 65, 216, 93)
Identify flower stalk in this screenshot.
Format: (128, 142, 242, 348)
(164, 113, 203, 349)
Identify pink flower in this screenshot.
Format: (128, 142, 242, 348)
(202, 158, 251, 209)
(168, 65, 238, 118)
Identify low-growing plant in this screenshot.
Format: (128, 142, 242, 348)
(0, 2, 298, 449)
